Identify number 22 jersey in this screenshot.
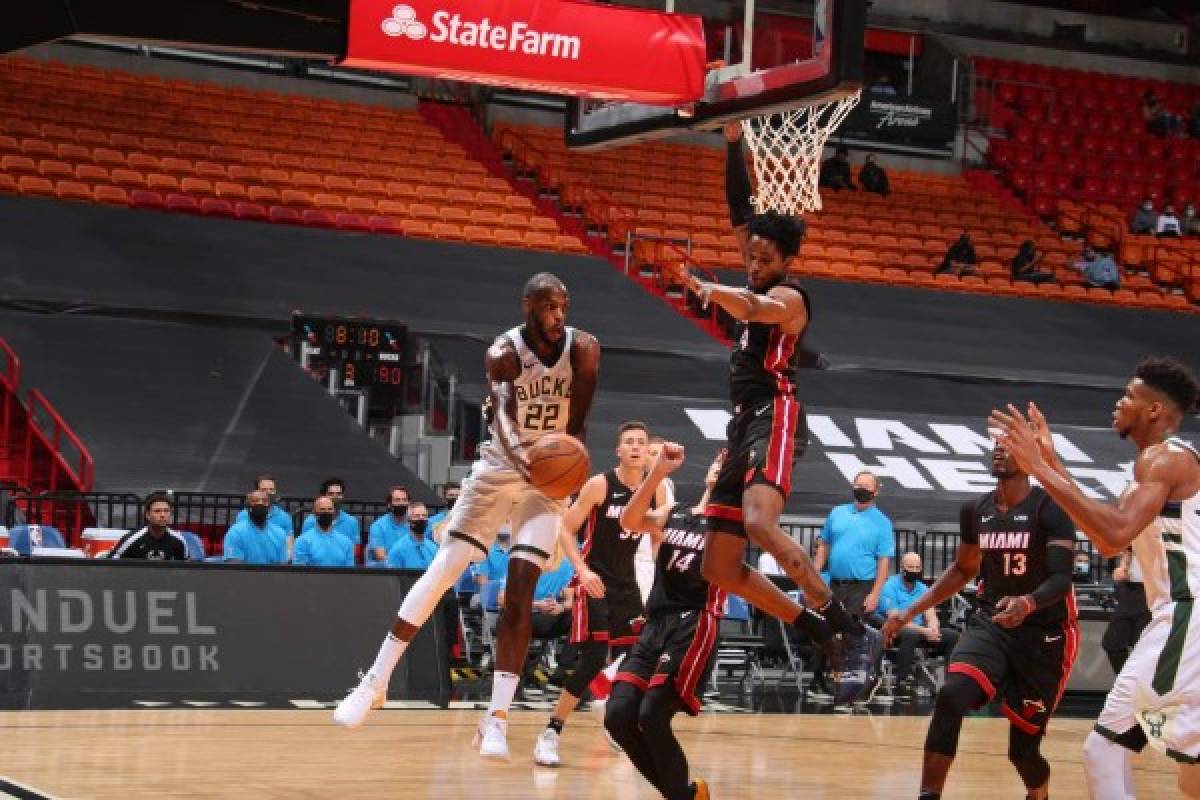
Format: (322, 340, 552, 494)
(493, 325, 573, 448)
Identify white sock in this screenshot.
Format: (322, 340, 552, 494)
(1083, 730, 1136, 800)
(488, 671, 520, 718)
(366, 633, 407, 688)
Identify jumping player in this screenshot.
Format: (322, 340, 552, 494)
(882, 441, 1079, 800)
(675, 122, 879, 700)
(334, 273, 600, 764)
(991, 357, 1200, 798)
(607, 443, 724, 800)
(533, 420, 668, 767)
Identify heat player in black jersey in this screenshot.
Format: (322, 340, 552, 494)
(604, 443, 723, 800)
(883, 443, 1079, 800)
(534, 420, 670, 767)
(676, 122, 880, 703)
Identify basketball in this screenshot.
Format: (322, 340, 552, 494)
(527, 433, 590, 500)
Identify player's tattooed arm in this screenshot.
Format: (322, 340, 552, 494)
(485, 336, 527, 475)
(567, 330, 600, 443)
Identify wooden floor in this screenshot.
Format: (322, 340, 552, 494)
(0, 709, 1179, 798)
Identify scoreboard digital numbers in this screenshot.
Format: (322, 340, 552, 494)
(291, 314, 407, 398)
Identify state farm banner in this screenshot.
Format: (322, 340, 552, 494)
(342, 0, 707, 105)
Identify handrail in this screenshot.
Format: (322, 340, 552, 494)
(0, 336, 20, 392)
(0, 336, 20, 452)
(25, 389, 95, 492)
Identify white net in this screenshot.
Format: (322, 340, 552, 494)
(740, 90, 862, 217)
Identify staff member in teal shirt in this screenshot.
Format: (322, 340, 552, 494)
(387, 502, 438, 570)
(294, 495, 356, 567)
(223, 489, 288, 565)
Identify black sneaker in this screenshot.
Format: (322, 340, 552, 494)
(829, 626, 883, 706)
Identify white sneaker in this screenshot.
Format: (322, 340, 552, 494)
(475, 714, 511, 761)
(333, 671, 386, 729)
(533, 727, 561, 767)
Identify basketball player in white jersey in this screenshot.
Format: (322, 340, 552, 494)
(335, 272, 600, 762)
(990, 357, 1200, 798)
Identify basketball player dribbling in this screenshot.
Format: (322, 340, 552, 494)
(533, 420, 669, 767)
(991, 357, 1200, 799)
(334, 272, 600, 764)
(673, 122, 880, 701)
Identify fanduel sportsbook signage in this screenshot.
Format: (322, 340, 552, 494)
(840, 94, 957, 149)
(0, 561, 451, 709)
(342, 0, 707, 104)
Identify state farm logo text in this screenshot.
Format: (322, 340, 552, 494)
(381, 4, 582, 60)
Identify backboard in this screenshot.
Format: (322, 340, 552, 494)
(565, 0, 865, 151)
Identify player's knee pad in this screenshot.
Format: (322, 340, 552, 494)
(563, 640, 609, 697)
(925, 674, 984, 757)
(604, 682, 641, 740)
(1008, 728, 1049, 789)
(396, 537, 477, 626)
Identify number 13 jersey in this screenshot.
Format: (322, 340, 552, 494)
(496, 325, 573, 447)
(959, 486, 1077, 626)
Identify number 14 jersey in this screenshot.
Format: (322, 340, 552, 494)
(959, 486, 1077, 626)
(647, 504, 723, 616)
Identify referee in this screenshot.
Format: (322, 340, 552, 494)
(1101, 548, 1150, 674)
(108, 491, 188, 560)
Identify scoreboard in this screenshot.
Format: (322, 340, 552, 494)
(291, 314, 408, 399)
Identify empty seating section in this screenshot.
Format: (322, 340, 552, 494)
(978, 57, 1200, 305)
(493, 121, 1194, 310)
(0, 57, 583, 255)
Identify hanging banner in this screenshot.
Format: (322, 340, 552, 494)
(342, 0, 707, 105)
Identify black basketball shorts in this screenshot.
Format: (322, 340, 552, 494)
(570, 580, 645, 647)
(615, 609, 720, 715)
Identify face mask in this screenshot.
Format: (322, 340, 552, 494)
(902, 570, 921, 584)
(410, 519, 428, 535)
(316, 512, 336, 528)
(391, 504, 408, 517)
(249, 507, 269, 526)
(852, 487, 875, 504)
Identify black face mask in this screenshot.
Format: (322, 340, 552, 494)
(410, 519, 428, 536)
(249, 506, 269, 526)
(316, 511, 336, 528)
(902, 570, 922, 584)
(391, 504, 409, 518)
(852, 487, 875, 504)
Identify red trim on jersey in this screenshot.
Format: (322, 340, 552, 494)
(1001, 702, 1041, 735)
(948, 662, 996, 701)
(615, 671, 649, 691)
(1053, 588, 1081, 711)
(704, 504, 744, 522)
(570, 580, 591, 644)
(674, 586, 725, 715)
(610, 635, 640, 647)
(762, 327, 798, 395)
(762, 394, 798, 495)
(579, 507, 597, 561)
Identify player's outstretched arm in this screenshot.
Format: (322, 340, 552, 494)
(882, 502, 981, 645)
(991, 405, 1178, 556)
(684, 278, 808, 329)
(621, 442, 685, 541)
(724, 121, 752, 265)
(567, 331, 600, 443)
(557, 473, 607, 597)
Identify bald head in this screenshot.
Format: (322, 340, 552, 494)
(899, 552, 921, 573)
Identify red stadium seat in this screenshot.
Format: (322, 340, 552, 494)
(199, 197, 236, 217)
(129, 189, 165, 209)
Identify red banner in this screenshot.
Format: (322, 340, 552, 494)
(341, 0, 706, 105)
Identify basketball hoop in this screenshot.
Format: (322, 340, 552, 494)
(740, 90, 862, 217)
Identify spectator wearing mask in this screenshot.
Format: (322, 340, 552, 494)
(819, 146, 856, 191)
(234, 473, 294, 535)
(877, 552, 959, 696)
(109, 491, 188, 560)
(428, 482, 460, 538)
(301, 476, 361, 545)
(858, 154, 891, 197)
(1010, 239, 1055, 285)
(1183, 203, 1200, 236)
(1075, 246, 1121, 290)
(1156, 203, 1183, 238)
(810, 471, 895, 696)
(936, 233, 978, 276)
(387, 502, 438, 570)
(223, 489, 289, 564)
(293, 495, 355, 567)
(1130, 200, 1158, 234)
(367, 486, 411, 567)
